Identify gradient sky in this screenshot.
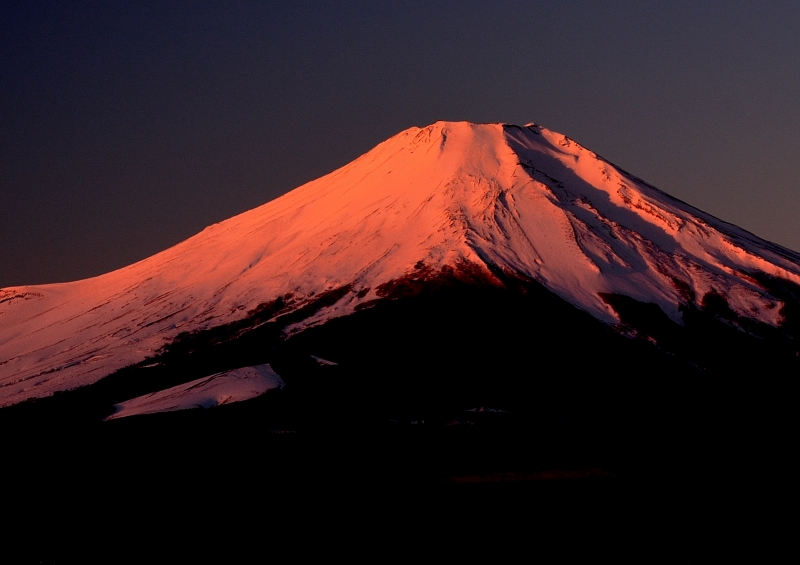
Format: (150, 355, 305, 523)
(3, 1, 800, 288)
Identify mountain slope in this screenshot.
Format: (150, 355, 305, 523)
(2, 121, 800, 407)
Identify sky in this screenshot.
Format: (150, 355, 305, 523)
(2, 0, 800, 288)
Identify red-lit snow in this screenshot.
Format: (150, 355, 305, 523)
(2, 121, 800, 406)
(105, 364, 283, 420)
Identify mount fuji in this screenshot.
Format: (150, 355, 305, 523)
(2, 121, 799, 424)
(4, 121, 799, 560)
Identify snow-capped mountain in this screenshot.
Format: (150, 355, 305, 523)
(2, 120, 800, 408)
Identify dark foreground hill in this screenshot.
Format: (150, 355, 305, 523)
(4, 266, 797, 561)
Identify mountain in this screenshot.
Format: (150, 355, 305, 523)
(2, 120, 799, 412)
(4, 121, 798, 560)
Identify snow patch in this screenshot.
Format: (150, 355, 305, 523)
(105, 364, 283, 420)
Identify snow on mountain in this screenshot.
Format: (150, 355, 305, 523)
(105, 364, 283, 420)
(2, 121, 800, 407)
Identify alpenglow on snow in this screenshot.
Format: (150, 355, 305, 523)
(2, 121, 800, 406)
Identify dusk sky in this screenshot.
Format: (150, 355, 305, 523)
(3, 1, 800, 288)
